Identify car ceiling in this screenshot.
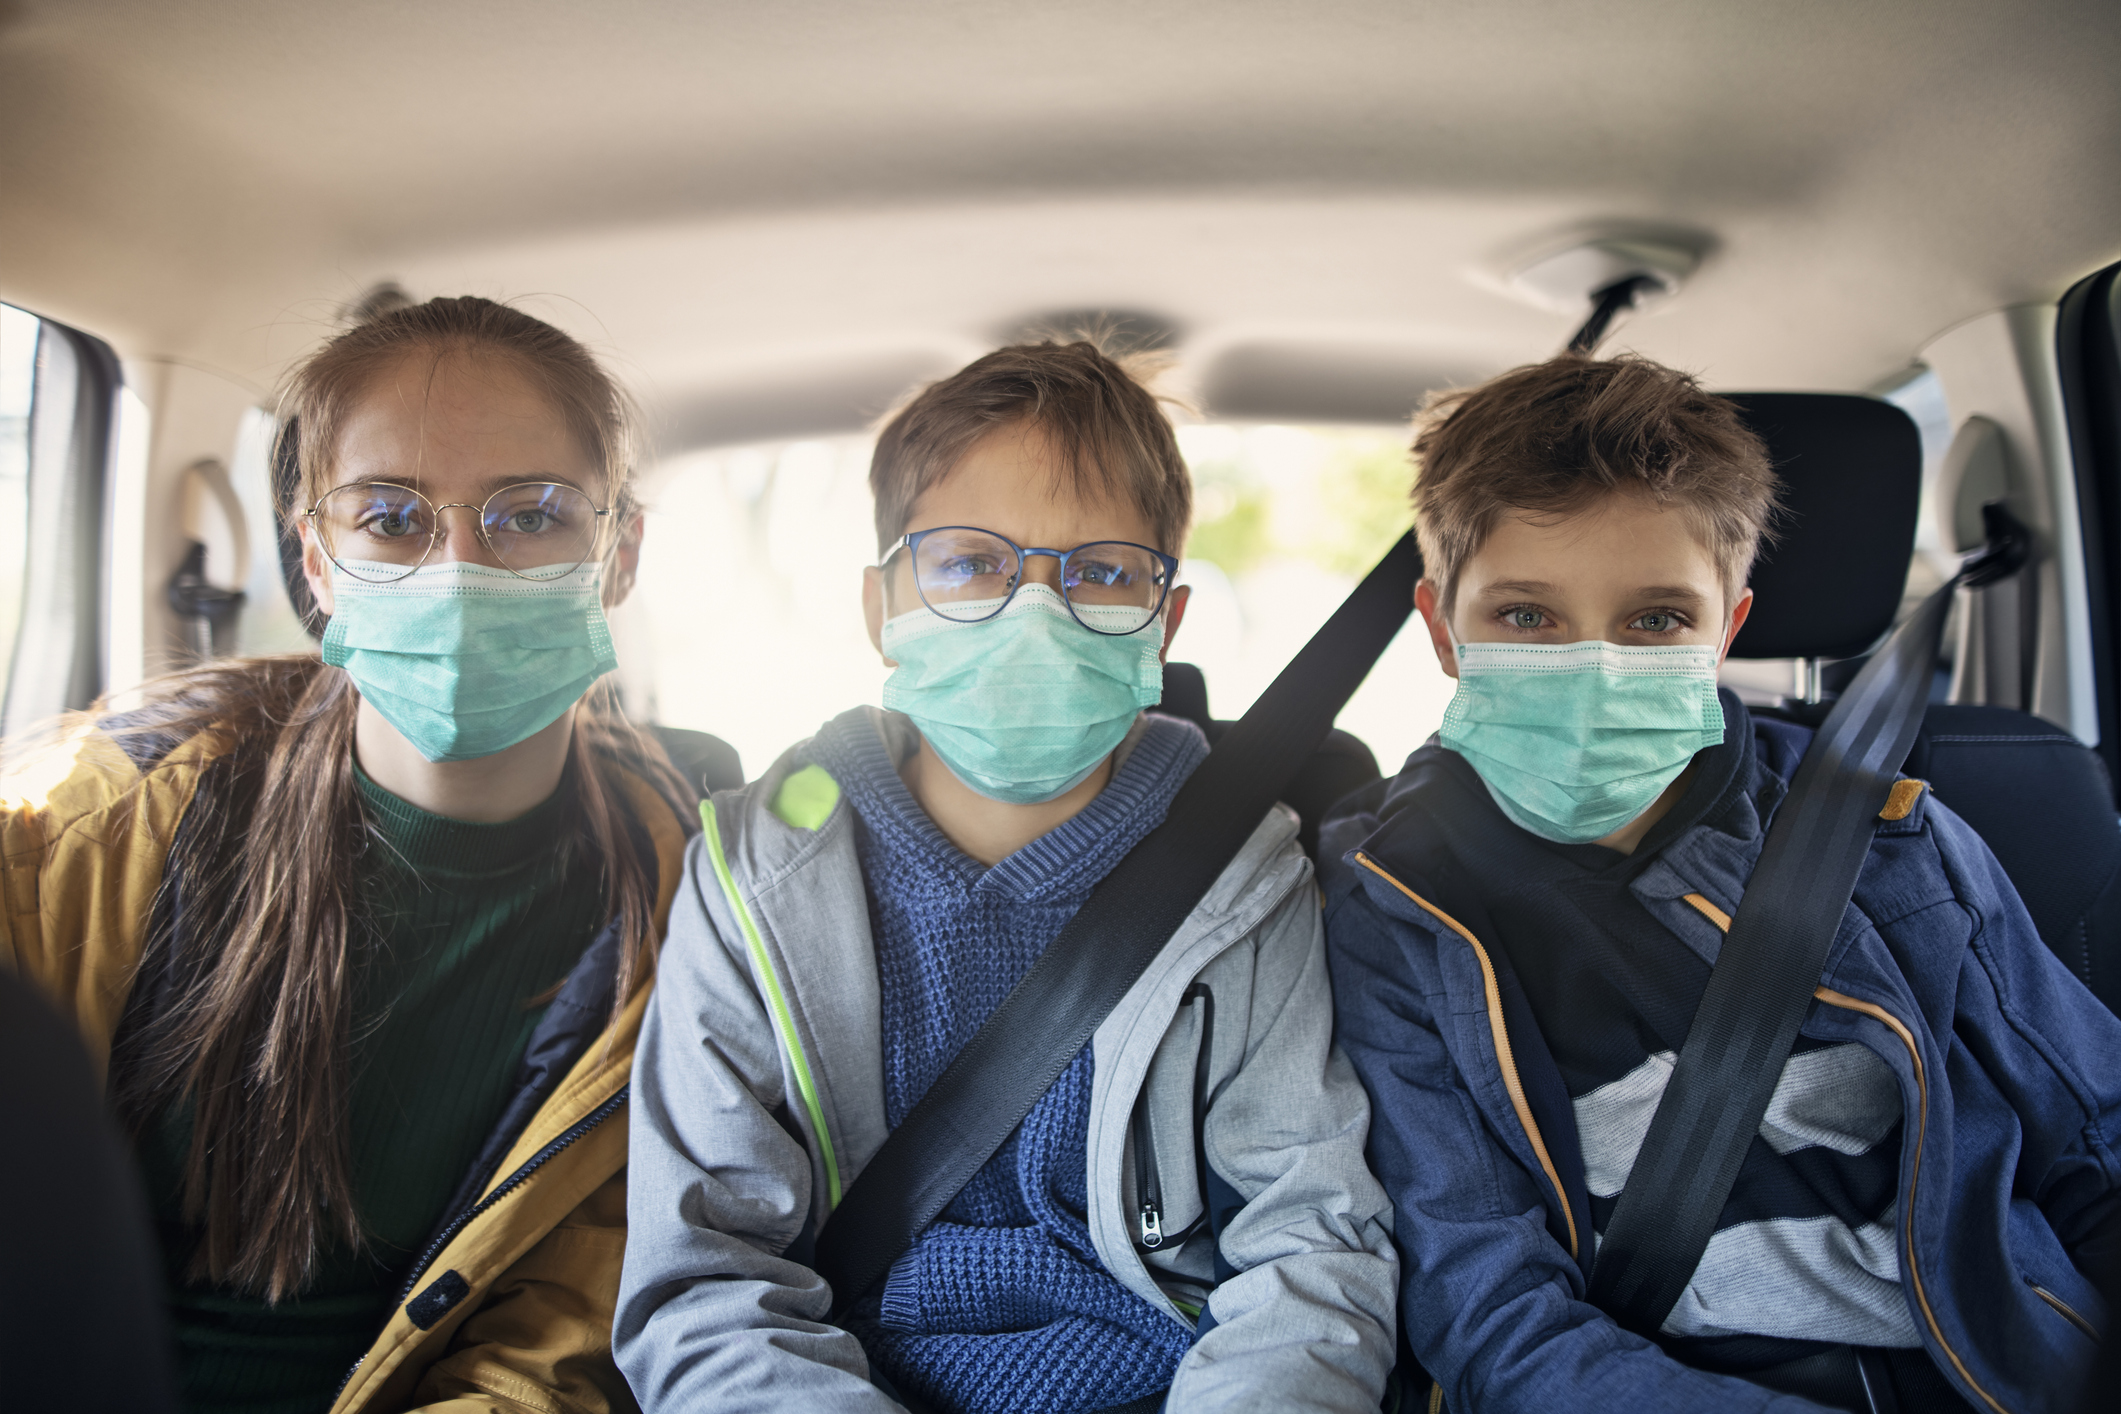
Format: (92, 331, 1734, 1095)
(3, 0, 2118, 449)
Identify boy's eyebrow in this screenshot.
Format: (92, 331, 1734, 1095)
(1475, 580, 1711, 605)
(1475, 580, 1563, 597)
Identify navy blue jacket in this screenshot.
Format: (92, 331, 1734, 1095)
(1322, 717, 2121, 1414)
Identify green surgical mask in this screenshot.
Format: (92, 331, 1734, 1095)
(322, 559, 618, 763)
(1438, 637, 1725, 844)
(880, 584, 1164, 804)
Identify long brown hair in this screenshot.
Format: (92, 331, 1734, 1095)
(104, 295, 682, 1302)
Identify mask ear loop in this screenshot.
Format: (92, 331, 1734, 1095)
(1436, 590, 1470, 666)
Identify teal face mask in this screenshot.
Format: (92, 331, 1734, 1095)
(321, 559, 618, 763)
(880, 584, 1164, 805)
(1438, 638, 1725, 844)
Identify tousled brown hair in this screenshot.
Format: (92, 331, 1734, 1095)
(868, 338, 1192, 557)
(101, 295, 682, 1302)
(1411, 354, 1779, 609)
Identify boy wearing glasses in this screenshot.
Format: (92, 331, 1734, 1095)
(617, 341, 1398, 1414)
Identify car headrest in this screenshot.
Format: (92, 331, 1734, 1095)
(1725, 392, 1923, 661)
(1155, 661, 1214, 736)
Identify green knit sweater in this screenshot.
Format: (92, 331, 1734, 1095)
(138, 768, 606, 1414)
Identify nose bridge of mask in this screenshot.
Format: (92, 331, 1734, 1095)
(325, 559, 608, 650)
(322, 558, 618, 762)
(881, 583, 1162, 694)
(879, 581, 1166, 804)
(1448, 640, 1723, 740)
(1441, 636, 1725, 843)
(1452, 636, 1721, 690)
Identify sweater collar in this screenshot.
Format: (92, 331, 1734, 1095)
(810, 707, 1208, 902)
(354, 764, 573, 880)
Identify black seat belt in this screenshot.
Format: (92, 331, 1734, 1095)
(1587, 516, 2028, 1337)
(812, 530, 1425, 1320)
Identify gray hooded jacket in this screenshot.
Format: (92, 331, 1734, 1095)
(615, 710, 1398, 1412)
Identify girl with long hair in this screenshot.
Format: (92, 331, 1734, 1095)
(0, 294, 706, 1413)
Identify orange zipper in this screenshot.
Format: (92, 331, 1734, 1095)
(1355, 852, 1578, 1261)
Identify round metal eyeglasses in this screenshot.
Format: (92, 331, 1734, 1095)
(888, 525, 1179, 635)
(304, 481, 613, 583)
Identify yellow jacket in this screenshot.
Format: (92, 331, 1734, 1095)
(0, 720, 690, 1414)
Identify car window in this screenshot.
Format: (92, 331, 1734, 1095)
(0, 305, 35, 713)
(614, 423, 1430, 775)
(226, 407, 317, 658)
(0, 305, 125, 737)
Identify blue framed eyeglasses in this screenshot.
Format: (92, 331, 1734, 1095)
(886, 525, 1179, 636)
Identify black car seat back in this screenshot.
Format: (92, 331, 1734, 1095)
(651, 726, 745, 796)
(1904, 705, 2121, 1009)
(1155, 661, 1380, 863)
(1727, 392, 2121, 1015)
(1728, 393, 1925, 661)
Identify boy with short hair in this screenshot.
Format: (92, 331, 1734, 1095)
(618, 340, 1398, 1414)
(1323, 355, 2121, 1413)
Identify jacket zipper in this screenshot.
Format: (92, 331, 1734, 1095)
(394, 1084, 630, 1306)
(1353, 853, 1579, 1260)
(1810, 987, 2012, 1414)
(1672, 894, 2011, 1412)
(1132, 984, 1215, 1252)
(2026, 1276, 2102, 1342)
(332, 1085, 630, 1404)
(1133, 1097, 1165, 1248)
(701, 801, 843, 1206)
(1676, 893, 2013, 1414)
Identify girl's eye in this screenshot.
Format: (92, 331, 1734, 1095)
(508, 510, 552, 534)
(1632, 611, 1679, 633)
(1508, 608, 1548, 631)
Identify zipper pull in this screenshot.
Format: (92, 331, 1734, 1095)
(1139, 1199, 1164, 1248)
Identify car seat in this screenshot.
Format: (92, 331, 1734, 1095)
(653, 726, 745, 794)
(1728, 393, 2121, 1015)
(1154, 660, 1381, 863)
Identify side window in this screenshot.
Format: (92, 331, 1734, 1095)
(0, 303, 122, 736)
(228, 407, 315, 657)
(618, 425, 1422, 778)
(0, 306, 34, 716)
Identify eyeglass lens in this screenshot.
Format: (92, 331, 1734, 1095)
(909, 528, 1166, 632)
(314, 482, 601, 582)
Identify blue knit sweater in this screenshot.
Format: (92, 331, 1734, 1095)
(809, 709, 1207, 1414)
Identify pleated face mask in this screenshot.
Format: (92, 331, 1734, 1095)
(880, 583, 1165, 805)
(321, 559, 618, 763)
(1438, 637, 1725, 844)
